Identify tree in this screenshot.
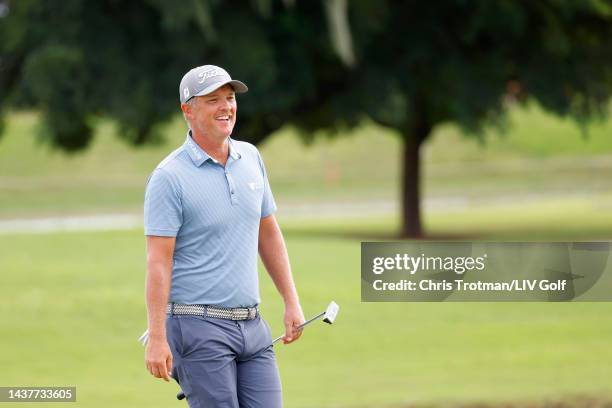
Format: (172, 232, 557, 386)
(1, 0, 612, 237)
(339, 1, 612, 237)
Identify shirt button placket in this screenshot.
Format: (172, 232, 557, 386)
(225, 168, 238, 205)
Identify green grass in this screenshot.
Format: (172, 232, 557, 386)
(1, 102, 612, 218)
(277, 190, 612, 241)
(1, 103, 612, 406)
(1, 213, 612, 408)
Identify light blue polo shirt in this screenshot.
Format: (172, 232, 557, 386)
(144, 132, 277, 307)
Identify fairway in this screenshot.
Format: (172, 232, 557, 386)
(1, 216, 612, 408)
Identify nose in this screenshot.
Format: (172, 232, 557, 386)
(221, 98, 233, 111)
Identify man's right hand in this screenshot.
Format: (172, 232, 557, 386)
(145, 338, 173, 382)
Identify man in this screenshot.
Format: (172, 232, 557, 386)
(143, 65, 305, 408)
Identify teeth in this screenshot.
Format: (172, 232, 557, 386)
(216, 116, 230, 120)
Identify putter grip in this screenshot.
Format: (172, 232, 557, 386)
(177, 391, 185, 400)
(272, 311, 326, 343)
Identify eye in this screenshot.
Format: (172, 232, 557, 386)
(207, 98, 217, 104)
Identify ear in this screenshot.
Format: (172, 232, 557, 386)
(180, 102, 191, 117)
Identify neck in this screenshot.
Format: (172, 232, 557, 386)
(191, 130, 229, 165)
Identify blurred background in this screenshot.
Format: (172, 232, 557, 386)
(1, 1, 612, 407)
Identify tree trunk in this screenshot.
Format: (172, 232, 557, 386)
(401, 124, 431, 238)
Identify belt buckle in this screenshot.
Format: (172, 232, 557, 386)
(248, 308, 256, 320)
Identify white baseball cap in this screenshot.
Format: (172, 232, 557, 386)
(179, 65, 248, 104)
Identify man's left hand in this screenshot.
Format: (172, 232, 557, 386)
(282, 303, 305, 344)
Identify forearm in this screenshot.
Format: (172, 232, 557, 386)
(259, 219, 300, 306)
(145, 260, 172, 340)
(143, 236, 175, 380)
(259, 215, 304, 343)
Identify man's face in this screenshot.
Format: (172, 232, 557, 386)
(184, 84, 237, 141)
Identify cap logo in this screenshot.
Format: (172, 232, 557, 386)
(183, 87, 190, 99)
(198, 68, 225, 84)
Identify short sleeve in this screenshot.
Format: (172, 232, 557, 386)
(256, 152, 277, 218)
(144, 168, 183, 236)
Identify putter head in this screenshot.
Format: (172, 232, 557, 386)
(322, 301, 339, 324)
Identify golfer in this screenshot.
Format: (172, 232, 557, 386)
(143, 64, 305, 407)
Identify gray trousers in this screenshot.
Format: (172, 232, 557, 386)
(166, 314, 282, 408)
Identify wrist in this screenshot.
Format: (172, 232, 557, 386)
(148, 331, 167, 342)
(284, 298, 301, 309)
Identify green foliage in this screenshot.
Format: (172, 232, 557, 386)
(1, 1, 611, 151)
(23, 44, 92, 150)
(342, 1, 612, 139)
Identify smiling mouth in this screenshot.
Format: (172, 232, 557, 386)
(215, 115, 232, 122)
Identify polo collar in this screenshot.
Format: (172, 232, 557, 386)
(228, 139, 242, 161)
(184, 131, 211, 167)
(184, 131, 242, 167)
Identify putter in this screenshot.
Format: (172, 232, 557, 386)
(139, 301, 340, 402)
